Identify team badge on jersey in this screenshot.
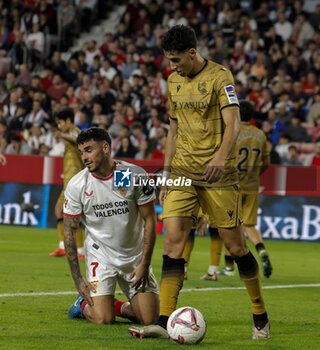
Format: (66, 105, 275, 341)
(224, 85, 239, 104)
(114, 169, 132, 188)
(117, 188, 128, 197)
(197, 81, 207, 94)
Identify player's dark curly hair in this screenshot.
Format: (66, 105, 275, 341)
(77, 127, 112, 146)
(160, 25, 197, 52)
(239, 100, 255, 122)
(55, 107, 74, 123)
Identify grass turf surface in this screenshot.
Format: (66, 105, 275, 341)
(0, 225, 319, 349)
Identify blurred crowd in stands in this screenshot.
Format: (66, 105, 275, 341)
(0, 0, 319, 166)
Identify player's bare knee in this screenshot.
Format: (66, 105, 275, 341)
(228, 245, 248, 258)
(164, 233, 189, 258)
(137, 313, 158, 326)
(163, 240, 183, 258)
(91, 315, 115, 324)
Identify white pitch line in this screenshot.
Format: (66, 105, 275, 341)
(0, 283, 319, 298)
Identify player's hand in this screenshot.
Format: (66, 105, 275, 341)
(203, 157, 225, 183)
(130, 263, 149, 291)
(159, 187, 167, 206)
(75, 277, 94, 306)
(196, 216, 208, 236)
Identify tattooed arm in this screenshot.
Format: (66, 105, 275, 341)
(130, 202, 157, 289)
(64, 216, 93, 306)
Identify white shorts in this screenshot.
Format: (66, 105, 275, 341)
(85, 243, 159, 300)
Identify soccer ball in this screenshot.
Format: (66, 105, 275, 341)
(167, 307, 207, 344)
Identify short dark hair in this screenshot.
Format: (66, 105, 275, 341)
(160, 25, 197, 52)
(288, 145, 298, 152)
(55, 107, 74, 123)
(239, 100, 255, 122)
(77, 127, 112, 147)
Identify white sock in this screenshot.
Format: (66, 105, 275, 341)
(208, 265, 219, 275)
(59, 241, 65, 249)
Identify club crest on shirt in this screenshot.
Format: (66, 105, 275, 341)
(197, 81, 207, 94)
(117, 188, 128, 197)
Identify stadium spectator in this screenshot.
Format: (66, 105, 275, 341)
(22, 99, 47, 129)
(48, 127, 65, 157)
(92, 81, 116, 116)
(304, 141, 320, 166)
(5, 131, 32, 155)
(3, 89, 20, 122)
(99, 59, 118, 82)
(285, 115, 311, 142)
(76, 110, 91, 130)
(15, 64, 32, 87)
(130, 121, 145, 149)
(57, 0, 76, 52)
(311, 116, 320, 142)
(275, 11, 293, 42)
(83, 40, 101, 67)
(292, 12, 315, 48)
(75, 0, 97, 33)
(20, 6, 39, 34)
(267, 139, 282, 164)
(0, 117, 8, 153)
(46, 74, 67, 101)
(114, 135, 137, 158)
(49, 51, 68, 77)
(276, 134, 292, 158)
(8, 31, 28, 69)
(281, 145, 302, 165)
(25, 22, 45, 69)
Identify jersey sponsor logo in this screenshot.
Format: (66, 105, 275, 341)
(197, 81, 207, 94)
(224, 85, 239, 104)
(93, 200, 130, 218)
(114, 169, 132, 188)
(172, 100, 210, 110)
(94, 207, 130, 218)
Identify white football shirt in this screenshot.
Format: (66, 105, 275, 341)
(63, 160, 156, 269)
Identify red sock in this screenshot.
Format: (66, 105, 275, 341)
(80, 300, 87, 313)
(114, 299, 126, 317)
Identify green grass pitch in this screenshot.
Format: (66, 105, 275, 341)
(0, 225, 319, 350)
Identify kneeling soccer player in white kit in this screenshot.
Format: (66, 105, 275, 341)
(63, 127, 159, 325)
